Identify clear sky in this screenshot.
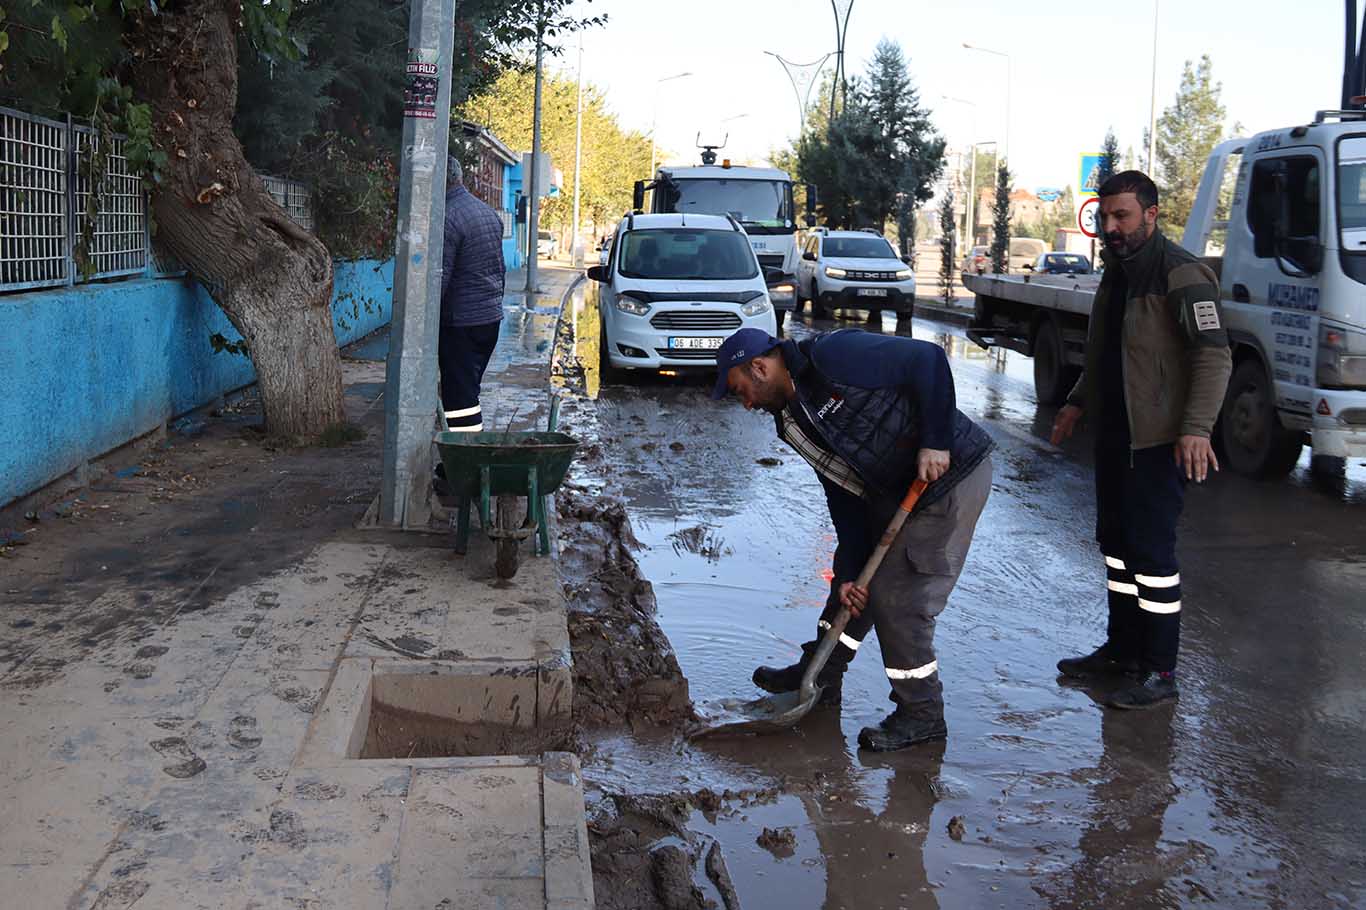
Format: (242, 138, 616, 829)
(555, 0, 1350, 197)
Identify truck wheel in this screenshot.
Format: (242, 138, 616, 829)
(793, 282, 807, 315)
(811, 295, 830, 320)
(1219, 359, 1303, 478)
(1032, 318, 1075, 405)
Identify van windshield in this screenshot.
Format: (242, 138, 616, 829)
(617, 229, 758, 280)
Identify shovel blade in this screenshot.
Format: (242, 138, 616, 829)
(686, 687, 823, 739)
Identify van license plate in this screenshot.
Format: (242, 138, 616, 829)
(670, 337, 724, 350)
(857, 288, 888, 297)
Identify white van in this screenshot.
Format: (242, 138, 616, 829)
(586, 213, 781, 380)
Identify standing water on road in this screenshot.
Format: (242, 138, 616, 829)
(557, 281, 1366, 909)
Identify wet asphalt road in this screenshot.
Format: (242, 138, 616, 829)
(567, 286, 1366, 910)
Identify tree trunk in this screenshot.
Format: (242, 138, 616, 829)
(126, 0, 345, 437)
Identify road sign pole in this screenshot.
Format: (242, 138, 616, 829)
(378, 0, 456, 529)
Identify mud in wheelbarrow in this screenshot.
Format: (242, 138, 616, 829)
(434, 430, 578, 579)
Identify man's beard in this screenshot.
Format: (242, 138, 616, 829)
(1104, 223, 1151, 257)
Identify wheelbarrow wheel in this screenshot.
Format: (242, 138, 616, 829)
(493, 494, 522, 579)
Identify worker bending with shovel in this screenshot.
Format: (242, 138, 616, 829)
(711, 328, 994, 751)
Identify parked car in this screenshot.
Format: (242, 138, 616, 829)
(537, 231, 557, 258)
(794, 229, 915, 324)
(1006, 237, 1047, 273)
(1028, 251, 1093, 275)
(585, 213, 779, 381)
(961, 244, 989, 275)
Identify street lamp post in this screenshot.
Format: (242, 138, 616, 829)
(650, 72, 692, 176)
(941, 95, 977, 247)
(962, 42, 1011, 163)
(571, 32, 584, 267)
(1148, 0, 1160, 172)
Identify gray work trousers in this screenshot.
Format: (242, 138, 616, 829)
(857, 457, 992, 717)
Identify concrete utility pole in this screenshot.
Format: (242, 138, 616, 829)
(571, 32, 584, 267)
(525, 1, 545, 296)
(379, 0, 457, 529)
(1147, 0, 1160, 172)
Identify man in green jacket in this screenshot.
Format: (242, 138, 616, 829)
(1050, 170, 1232, 709)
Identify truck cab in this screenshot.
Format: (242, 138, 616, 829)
(633, 153, 814, 315)
(1183, 111, 1366, 474)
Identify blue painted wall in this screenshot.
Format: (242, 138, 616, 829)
(0, 259, 394, 508)
(505, 161, 524, 270)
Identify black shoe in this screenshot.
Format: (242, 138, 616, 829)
(1057, 644, 1140, 679)
(857, 709, 947, 752)
(1106, 672, 1179, 710)
(752, 658, 844, 706)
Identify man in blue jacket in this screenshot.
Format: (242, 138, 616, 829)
(712, 327, 994, 751)
(439, 156, 506, 433)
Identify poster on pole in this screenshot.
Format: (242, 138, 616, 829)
(1078, 153, 1104, 197)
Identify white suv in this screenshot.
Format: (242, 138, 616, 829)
(586, 213, 780, 380)
(795, 229, 916, 324)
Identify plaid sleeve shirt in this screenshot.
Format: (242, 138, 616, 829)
(440, 185, 506, 327)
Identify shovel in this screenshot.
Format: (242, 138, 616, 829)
(689, 477, 930, 739)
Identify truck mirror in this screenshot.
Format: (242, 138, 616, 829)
(586, 265, 607, 282)
(632, 180, 645, 213)
(763, 267, 788, 285)
(805, 184, 818, 211)
(802, 250, 817, 262)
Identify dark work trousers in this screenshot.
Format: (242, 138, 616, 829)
(437, 321, 501, 431)
(1095, 440, 1185, 673)
(811, 458, 992, 719)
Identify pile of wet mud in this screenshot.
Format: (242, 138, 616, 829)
(556, 487, 694, 729)
(586, 789, 775, 910)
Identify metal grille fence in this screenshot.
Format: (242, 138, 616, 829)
(1, 104, 315, 295)
(73, 125, 148, 280)
(1, 107, 70, 291)
(262, 174, 314, 232)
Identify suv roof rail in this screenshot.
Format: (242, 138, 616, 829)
(857, 227, 880, 234)
(626, 211, 635, 231)
(724, 212, 742, 232)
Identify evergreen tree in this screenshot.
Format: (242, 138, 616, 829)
(1155, 55, 1230, 237)
(938, 191, 956, 305)
(1099, 129, 1120, 184)
(795, 39, 944, 231)
(989, 163, 1011, 273)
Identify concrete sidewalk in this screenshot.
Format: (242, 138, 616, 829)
(1, 265, 592, 908)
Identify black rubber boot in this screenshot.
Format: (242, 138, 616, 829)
(1057, 643, 1140, 679)
(752, 648, 846, 706)
(857, 708, 947, 752)
(1107, 672, 1179, 710)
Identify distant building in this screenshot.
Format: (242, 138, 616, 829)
(457, 120, 523, 269)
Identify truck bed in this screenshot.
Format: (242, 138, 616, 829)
(961, 272, 1101, 316)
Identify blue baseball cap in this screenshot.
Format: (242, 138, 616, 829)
(710, 328, 781, 400)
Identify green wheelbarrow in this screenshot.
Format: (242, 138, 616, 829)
(435, 399, 578, 579)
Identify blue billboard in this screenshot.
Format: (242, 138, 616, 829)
(1079, 154, 1104, 197)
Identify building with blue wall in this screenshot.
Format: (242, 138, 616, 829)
(459, 121, 523, 270)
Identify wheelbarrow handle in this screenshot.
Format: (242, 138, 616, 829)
(799, 478, 930, 701)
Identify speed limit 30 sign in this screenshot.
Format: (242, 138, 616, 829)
(1078, 196, 1101, 239)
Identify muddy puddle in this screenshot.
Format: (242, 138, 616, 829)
(551, 281, 1366, 909)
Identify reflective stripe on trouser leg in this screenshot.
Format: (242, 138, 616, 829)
(1104, 552, 1141, 659)
(444, 404, 482, 432)
(1136, 570, 1181, 673)
(818, 619, 863, 653)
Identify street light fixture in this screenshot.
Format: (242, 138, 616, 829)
(650, 71, 693, 176)
(962, 42, 1012, 163)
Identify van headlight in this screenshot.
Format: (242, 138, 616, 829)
(742, 297, 772, 317)
(615, 295, 650, 316)
(1318, 323, 1366, 389)
(895, 268, 913, 280)
(824, 266, 847, 279)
